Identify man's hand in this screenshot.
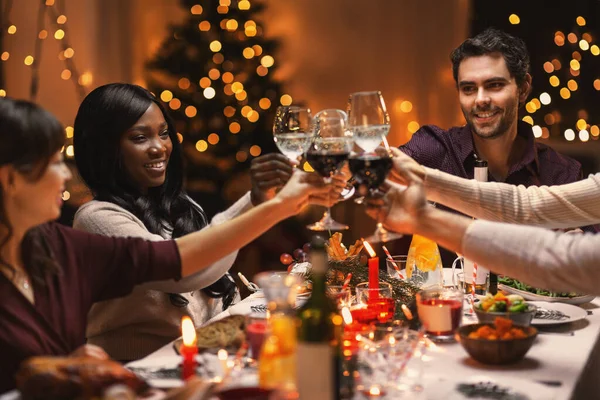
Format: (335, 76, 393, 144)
(250, 153, 295, 205)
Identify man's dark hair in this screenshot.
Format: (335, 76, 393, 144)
(450, 28, 530, 86)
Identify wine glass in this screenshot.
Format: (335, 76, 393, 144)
(273, 106, 313, 164)
(306, 109, 354, 231)
(348, 91, 402, 243)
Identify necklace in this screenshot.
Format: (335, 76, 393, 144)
(0, 263, 31, 290)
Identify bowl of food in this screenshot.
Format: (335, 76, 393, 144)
(215, 386, 274, 400)
(475, 293, 536, 326)
(456, 317, 538, 365)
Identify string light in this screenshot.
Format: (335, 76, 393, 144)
(407, 121, 420, 133)
(7, 25, 17, 34)
(195, 140, 208, 152)
(249, 145, 261, 156)
(208, 133, 220, 144)
(203, 87, 216, 99)
(161, 90, 174, 102)
(169, 98, 181, 110)
(280, 94, 292, 106)
(508, 14, 520, 24)
(522, 116, 534, 125)
(229, 122, 241, 134)
(564, 129, 575, 141)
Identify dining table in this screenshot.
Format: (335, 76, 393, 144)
(128, 269, 600, 399)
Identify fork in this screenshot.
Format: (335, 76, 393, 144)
(238, 272, 260, 292)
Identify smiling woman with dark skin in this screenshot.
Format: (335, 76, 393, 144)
(71, 84, 341, 362)
(0, 96, 329, 391)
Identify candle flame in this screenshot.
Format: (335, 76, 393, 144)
(341, 306, 353, 325)
(362, 239, 376, 257)
(369, 386, 381, 396)
(181, 316, 196, 346)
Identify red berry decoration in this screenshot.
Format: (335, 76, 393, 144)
(293, 248, 305, 261)
(302, 243, 311, 253)
(280, 253, 294, 265)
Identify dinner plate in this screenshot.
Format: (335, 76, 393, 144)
(528, 301, 588, 326)
(499, 284, 595, 305)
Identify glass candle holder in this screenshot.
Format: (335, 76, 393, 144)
(416, 287, 464, 342)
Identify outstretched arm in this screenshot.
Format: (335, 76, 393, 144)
(176, 171, 329, 277)
(368, 179, 600, 296)
(389, 147, 600, 229)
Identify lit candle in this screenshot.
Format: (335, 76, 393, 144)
(217, 349, 229, 377)
(180, 316, 197, 380)
(362, 240, 379, 299)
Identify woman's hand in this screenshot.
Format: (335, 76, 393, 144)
(274, 171, 329, 217)
(366, 178, 428, 234)
(250, 153, 296, 205)
(69, 344, 109, 360)
(388, 148, 426, 186)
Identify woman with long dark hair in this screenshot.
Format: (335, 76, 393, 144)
(72, 83, 311, 361)
(0, 96, 327, 391)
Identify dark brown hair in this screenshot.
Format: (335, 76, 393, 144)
(0, 97, 65, 283)
(450, 28, 530, 87)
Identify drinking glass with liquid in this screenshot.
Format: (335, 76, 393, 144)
(273, 106, 313, 164)
(416, 287, 463, 342)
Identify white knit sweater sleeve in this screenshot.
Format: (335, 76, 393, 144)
(73, 192, 253, 293)
(424, 168, 600, 229)
(462, 220, 600, 295)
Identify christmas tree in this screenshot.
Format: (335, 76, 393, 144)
(146, 0, 290, 217)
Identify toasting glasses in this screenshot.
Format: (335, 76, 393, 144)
(347, 91, 402, 243)
(273, 106, 313, 164)
(306, 109, 354, 231)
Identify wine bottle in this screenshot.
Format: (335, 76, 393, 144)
(296, 236, 342, 400)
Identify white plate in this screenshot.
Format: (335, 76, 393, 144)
(499, 284, 595, 305)
(529, 301, 588, 326)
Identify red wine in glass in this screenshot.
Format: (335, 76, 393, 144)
(348, 154, 393, 190)
(306, 150, 350, 177)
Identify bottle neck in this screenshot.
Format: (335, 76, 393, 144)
(311, 251, 328, 299)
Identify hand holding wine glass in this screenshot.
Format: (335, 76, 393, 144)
(347, 91, 402, 243)
(273, 106, 313, 164)
(306, 109, 354, 231)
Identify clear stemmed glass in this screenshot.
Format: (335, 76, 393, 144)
(348, 91, 402, 243)
(306, 109, 354, 231)
(273, 106, 313, 164)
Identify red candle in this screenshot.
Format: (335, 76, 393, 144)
(363, 241, 379, 299)
(180, 316, 197, 380)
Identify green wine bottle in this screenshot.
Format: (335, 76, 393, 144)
(296, 236, 342, 400)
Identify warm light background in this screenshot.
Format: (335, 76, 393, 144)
(3, 0, 471, 147)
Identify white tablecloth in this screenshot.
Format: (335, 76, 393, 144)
(129, 272, 600, 399)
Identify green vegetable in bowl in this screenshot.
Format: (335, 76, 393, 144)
(478, 292, 528, 313)
(499, 276, 580, 298)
